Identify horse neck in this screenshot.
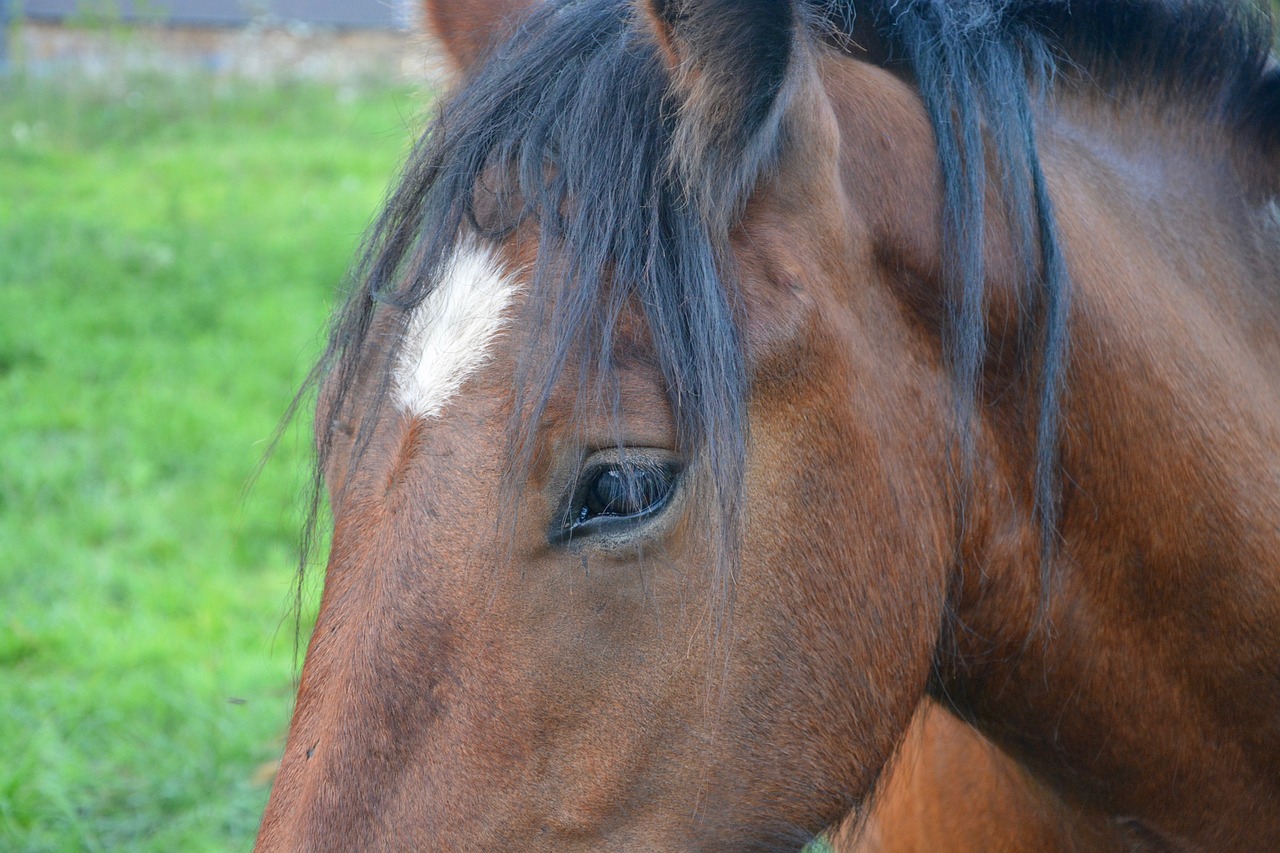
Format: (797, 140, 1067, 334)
(948, 97, 1280, 848)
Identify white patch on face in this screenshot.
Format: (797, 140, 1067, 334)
(394, 239, 520, 419)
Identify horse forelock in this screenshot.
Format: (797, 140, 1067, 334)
(296, 0, 748, 624)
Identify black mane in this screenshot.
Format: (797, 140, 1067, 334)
(1022, 0, 1276, 123)
(301, 0, 1277, 612)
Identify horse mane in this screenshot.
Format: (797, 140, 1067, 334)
(1020, 0, 1276, 124)
(1040, 0, 1280, 175)
(296, 0, 1278, 622)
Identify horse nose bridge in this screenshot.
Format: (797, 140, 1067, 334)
(319, 510, 463, 715)
(259, 596, 461, 848)
(259, 397, 508, 849)
(257, 498, 471, 841)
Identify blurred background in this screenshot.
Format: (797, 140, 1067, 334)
(1, 2, 431, 850)
(2, 1, 1277, 852)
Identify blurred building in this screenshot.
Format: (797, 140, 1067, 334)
(19, 0, 416, 31)
(7, 0, 433, 82)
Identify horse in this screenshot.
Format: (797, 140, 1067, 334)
(254, 0, 1280, 848)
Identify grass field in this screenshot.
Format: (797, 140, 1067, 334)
(0, 71, 423, 851)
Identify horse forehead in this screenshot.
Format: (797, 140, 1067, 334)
(394, 239, 522, 419)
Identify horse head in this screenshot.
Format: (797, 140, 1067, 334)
(256, 0, 1280, 849)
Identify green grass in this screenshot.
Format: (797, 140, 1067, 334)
(0, 72, 423, 851)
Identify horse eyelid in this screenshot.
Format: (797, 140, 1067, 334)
(551, 455, 683, 545)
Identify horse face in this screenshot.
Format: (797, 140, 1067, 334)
(257, 231, 951, 851)
(255, 2, 959, 850)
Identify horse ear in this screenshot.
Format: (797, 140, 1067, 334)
(1245, 62, 1280, 197)
(421, 0, 537, 76)
(637, 0, 807, 223)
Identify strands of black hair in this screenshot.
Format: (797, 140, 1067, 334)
(296, 0, 1277, 640)
(881, 0, 1068, 606)
(846, 0, 1270, 608)
(307, 0, 749, 629)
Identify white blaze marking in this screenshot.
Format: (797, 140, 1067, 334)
(395, 239, 520, 418)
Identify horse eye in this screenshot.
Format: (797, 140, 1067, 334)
(566, 460, 678, 536)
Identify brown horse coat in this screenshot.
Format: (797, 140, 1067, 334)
(256, 0, 1280, 849)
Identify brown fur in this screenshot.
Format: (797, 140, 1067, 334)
(256, 1, 1280, 849)
(829, 703, 1129, 852)
(420, 0, 533, 73)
